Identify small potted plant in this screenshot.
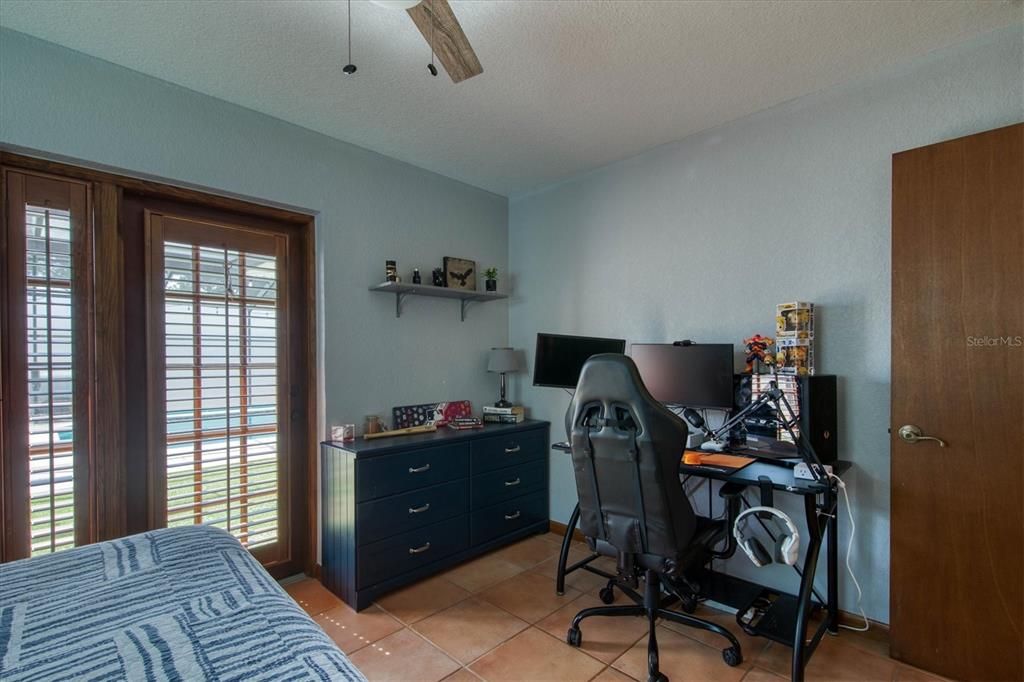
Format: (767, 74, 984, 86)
(484, 267, 498, 292)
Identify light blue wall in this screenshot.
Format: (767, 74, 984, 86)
(508, 25, 1023, 623)
(0, 28, 509, 434)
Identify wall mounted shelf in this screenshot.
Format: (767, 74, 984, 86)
(369, 282, 508, 321)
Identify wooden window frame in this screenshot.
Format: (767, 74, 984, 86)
(0, 152, 318, 574)
(2, 168, 96, 559)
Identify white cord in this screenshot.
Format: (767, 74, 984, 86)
(829, 472, 870, 632)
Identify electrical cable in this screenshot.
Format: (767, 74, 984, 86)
(829, 472, 870, 632)
(427, 0, 438, 76)
(342, 0, 356, 74)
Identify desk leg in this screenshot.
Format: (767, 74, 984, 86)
(826, 487, 840, 635)
(792, 494, 822, 682)
(556, 503, 581, 595)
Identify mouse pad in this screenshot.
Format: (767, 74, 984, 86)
(682, 451, 756, 471)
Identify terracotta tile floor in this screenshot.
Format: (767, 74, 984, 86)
(283, 532, 946, 682)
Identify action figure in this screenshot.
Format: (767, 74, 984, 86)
(744, 334, 774, 373)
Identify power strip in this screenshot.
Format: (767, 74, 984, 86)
(794, 462, 833, 480)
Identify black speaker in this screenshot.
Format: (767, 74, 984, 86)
(731, 374, 838, 463)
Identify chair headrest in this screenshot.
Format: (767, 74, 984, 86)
(573, 354, 656, 407)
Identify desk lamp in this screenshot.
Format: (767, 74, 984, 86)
(487, 348, 521, 408)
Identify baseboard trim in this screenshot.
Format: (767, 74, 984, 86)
(547, 519, 889, 633)
(549, 519, 585, 543)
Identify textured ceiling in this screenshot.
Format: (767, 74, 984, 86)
(1, 0, 1020, 196)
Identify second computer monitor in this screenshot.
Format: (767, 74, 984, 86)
(630, 343, 735, 409)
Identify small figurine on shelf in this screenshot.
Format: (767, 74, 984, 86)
(431, 267, 446, 287)
(484, 267, 498, 292)
(743, 334, 774, 374)
(385, 260, 398, 283)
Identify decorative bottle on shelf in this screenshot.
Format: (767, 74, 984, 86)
(412, 268, 421, 284)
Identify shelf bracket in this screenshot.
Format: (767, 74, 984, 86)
(395, 293, 408, 318)
(460, 299, 471, 322)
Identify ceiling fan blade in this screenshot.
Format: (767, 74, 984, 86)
(407, 0, 483, 83)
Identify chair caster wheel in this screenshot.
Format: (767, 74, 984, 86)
(599, 585, 615, 605)
(722, 646, 743, 667)
(679, 593, 698, 614)
(647, 651, 664, 682)
(566, 627, 582, 647)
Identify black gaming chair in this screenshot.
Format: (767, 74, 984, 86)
(564, 354, 743, 682)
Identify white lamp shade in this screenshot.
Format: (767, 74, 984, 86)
(368, 1, 422, 10)
(487, 348, 521, 373)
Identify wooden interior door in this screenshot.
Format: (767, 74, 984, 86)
(891, 123, 1023, 681)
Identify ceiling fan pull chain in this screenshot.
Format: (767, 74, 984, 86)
(427, 0, 438, 76)
(343, 0, 357, 75)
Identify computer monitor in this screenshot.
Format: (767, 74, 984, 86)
(629, 343, 735, 409)
(533, 333, 627, 389)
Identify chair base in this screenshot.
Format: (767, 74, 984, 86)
(565, 569, 743, 682)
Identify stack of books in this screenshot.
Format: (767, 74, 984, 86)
(482, 405, 526, 424)
(448, 417, 484, 431)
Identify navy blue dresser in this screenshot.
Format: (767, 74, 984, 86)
(320, 420, 550, 610)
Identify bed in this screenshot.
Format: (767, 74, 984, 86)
(0, 525, 365, 681)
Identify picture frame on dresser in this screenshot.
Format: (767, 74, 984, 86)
(320, 420, 550, 610)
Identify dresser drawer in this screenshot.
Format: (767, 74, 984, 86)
(357, 444, 468, 501)
(470, 429, 546, 474)
(357, 515, 468, 589)
(470, 491, 547, 546)
(357, 480, 468, 546)
(470, 459, 546, 509)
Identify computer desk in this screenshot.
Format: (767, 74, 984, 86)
(551, 441, 851, 682)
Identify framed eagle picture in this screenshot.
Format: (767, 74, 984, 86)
(443, 256, 477, 291)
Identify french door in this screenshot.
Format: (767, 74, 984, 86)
(144, 211, 297, 568)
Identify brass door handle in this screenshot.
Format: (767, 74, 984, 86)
(504, 478, 521, 487)
(898, 424, 947, 447)
(408, 503, 430, 514)
(408, 463, 431, 473)
(504, 511, 521, 520)
(505, 445, 521, 453)
(408, 542, 431, 554)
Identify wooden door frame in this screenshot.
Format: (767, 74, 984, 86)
(0, 152, 319, 575)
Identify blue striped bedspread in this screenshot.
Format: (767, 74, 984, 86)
(0, 525, 365, 681)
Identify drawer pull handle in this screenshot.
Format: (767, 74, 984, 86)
(408, 464, 431, 474)
(408, 503, 431, 514)
(504, 478, 521, 487)
(505, 445, 521, 453)
(505, 511, 521, 520)
(409, 542, 431, 555)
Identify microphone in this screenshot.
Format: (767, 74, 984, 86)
(682, 408, 706, 432)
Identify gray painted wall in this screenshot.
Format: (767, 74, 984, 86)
(508, 25, 1023, 623)
(0, 28, 510, 436)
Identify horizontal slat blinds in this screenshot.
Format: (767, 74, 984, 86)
(25, 205, 77, 556)
(161, 239, 281, 550)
